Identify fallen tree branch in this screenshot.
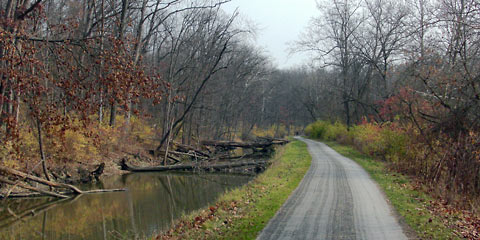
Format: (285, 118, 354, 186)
(120, 159, 267, 172)
(81, 189, 127, 194)
(201, 140, 275, 149)
(170, 151, 209, 160)
(174, 142, 211, 158)
(256, 136, 290, 145)
(1, 188, 126, 199)
(0, 166, 83, 194)
(0, 177, 68, 199)
(156, 151, 183, 163)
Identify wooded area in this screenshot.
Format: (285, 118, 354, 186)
(296, 0, 480, 208)
(0, 0, 479, 208)
(0, 0, 302, 198)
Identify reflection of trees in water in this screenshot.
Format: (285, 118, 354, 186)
(0, 196, 74, 229)
(0, 173, 251, 239)
(124, 173, 251, 237)
(0, 192, 131, 239)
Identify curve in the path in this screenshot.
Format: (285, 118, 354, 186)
(257, 137, 408, 240)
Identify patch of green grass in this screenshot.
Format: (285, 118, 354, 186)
(158, 140, 311, 239)
(324, 141, 460, 240)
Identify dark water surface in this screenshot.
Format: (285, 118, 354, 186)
(0, 172, 252, 239)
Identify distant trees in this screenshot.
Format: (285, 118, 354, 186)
(6, 0, 477, 176)
(293, 0, 480, 202)
(294, 0, 479, 133)
(297, 0, 364, 127)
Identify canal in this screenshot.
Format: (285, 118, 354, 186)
(0, 172, 252, 239)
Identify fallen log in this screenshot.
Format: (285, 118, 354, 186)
(256, 136, 290, 144)
(120, 159, 267, 172)
(201, 140, 274, 149)
(217, 152, 267, 160)
(173, 142, 211, 158)
(0, 166, 83, 194)
(0, 177, 68, 199)
(156, 151, 183, 163)
(170, 151, 209, 160)
(271, 139, 289, 145)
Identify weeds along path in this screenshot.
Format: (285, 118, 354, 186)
(257, 137, 407, 240)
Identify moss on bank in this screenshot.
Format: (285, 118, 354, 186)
(157, 139, 311, 239)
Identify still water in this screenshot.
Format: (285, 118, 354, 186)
(0, 172, 252, 239)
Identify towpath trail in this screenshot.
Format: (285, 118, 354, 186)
(257, 137, 408, 240)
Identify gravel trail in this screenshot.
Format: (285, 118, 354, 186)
(257, 137, 408, 240)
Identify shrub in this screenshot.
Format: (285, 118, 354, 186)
(305, 120, 329, 139)
(252, 125, 274, 138)
(378, 127, 408, 163)
(324, 121, 348, 141)
(252, 124, 288, 138)
(60, 128, 99, 163)
(306, 119, 480, 207)
(0, 140, 17, 168)
(351, 123, 383, 156)
(274, 124, 288, 138)
(129, 116, 154, 145)
(18, 125, 39, 161)
(307, 120, 408, 164)
(42, 118, 101, 163)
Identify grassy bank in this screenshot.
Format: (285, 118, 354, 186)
(325, 141, 460, 239)
(157, 139, 311, 239)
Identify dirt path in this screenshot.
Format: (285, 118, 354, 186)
(257, 137, 408, 240)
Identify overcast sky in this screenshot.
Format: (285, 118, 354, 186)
(222, 0, 319, 69)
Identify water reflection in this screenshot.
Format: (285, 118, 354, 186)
(0, 172, 252, 239)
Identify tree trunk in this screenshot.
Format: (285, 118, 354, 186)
(109, 103, 116, 127)
(36, 117, 51, 182)
(110, 0, 129, 127)
(98, 0, 105, 123)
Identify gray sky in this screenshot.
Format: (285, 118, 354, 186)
(222, 0, 319, 69)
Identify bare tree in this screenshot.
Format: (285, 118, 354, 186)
(297, 0, 364, 127)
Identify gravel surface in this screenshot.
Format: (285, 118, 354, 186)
(257, 137, 408, 240)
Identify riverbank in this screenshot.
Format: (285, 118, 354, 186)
(156, 139, 311, 239)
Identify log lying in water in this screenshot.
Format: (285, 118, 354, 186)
(201, 138, 289, 152)
(201, 140, 275, 149)
(154, 138, 288, 163)
(120, 158, 268, 172)
(256, 136, 290, 145)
